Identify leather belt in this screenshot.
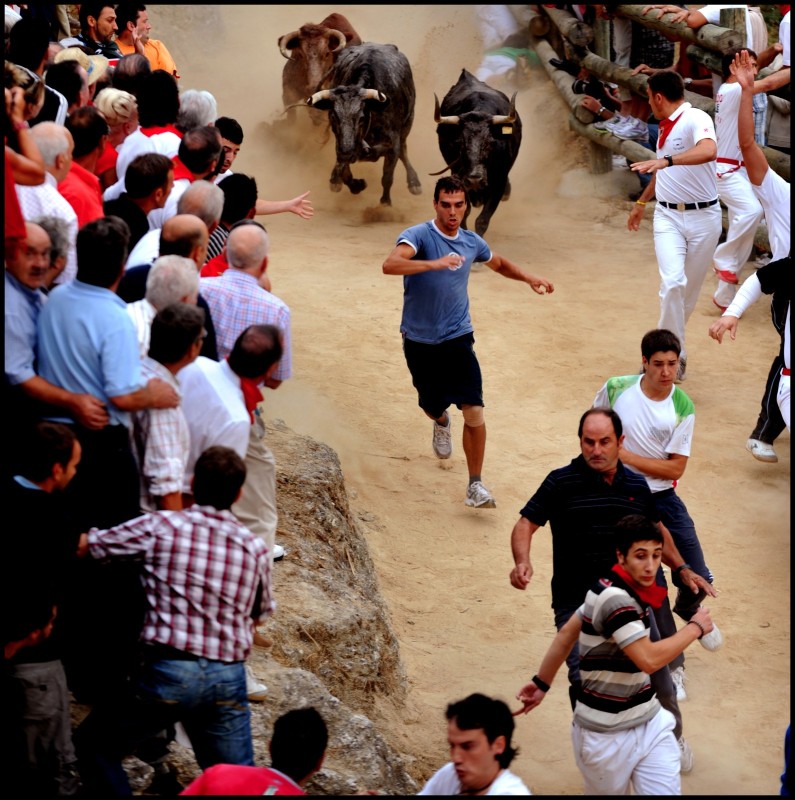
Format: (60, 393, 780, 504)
(658, 198, 719, 211)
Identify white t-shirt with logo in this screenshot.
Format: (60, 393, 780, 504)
(418, 762, 532, 795)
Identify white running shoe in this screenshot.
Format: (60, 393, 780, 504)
(594, 113, 624, 131)
(432, 414, 452, 459)
(678, 737, 694, 774)
(465, 480, 496, 508)
(698, 623, 723, 651)
(746, 438, 778, 463)
(245, 665, 268, 702)
(612, 116, 650, 142)
(670, 665, 687, 702)
(272, 543, 285, 561)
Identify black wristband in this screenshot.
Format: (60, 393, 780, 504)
(532, 674, 550, 693)
(672, 562, 691, 575)
(688, 619, 706, 639)
(665, 154, 674, 168)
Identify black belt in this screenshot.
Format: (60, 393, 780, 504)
(658, 198, 718, 211)
(143, 643, 201, 661)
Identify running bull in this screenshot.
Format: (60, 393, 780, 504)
(306, 42, 422, 205)
(434, 69, 522, 235)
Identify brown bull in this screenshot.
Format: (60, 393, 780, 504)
(278, 12, 362, 124)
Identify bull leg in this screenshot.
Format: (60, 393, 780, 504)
(379, 151, 398, 206)
(502, 178, 511, 201)
(333, 163, 366, 195)
(400, 139, 422, 195)
(474, 181, 505, 236)
(330, 163, 345, 193)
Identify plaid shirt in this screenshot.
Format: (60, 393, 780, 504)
(88, 505, 274, 662)
(199, 270, 292, 379)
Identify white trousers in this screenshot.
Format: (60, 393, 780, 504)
(714, 169, 764, 307)
(778, 373, 791, 431)
(653, 203, 722, 359)
(232, 421, 278, 567)
(572, 708, 681, 795)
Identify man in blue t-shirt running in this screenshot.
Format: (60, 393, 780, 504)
(382, 176, 554, 509)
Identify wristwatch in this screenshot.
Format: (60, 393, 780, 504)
(684, 77, 693, 87)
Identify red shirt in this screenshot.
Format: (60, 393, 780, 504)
(95, 140, 118, 178)
(5, 147, 27, 255)
(200, 251, 229, 278)
(58, 160, 103, 227)
(180, 765, 304, 795)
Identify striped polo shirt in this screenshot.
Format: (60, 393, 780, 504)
(574, 573, 661, 733)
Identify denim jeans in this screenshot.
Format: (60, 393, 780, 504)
(76, 657, 252, 796)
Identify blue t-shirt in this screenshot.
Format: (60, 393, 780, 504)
(396, 220, 492, 344)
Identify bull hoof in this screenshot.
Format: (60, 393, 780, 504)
(330, 182, 343, 193)
(408, 183, 422, 195)
(379, 198, 392, 206)
(349, 179, 367, 194)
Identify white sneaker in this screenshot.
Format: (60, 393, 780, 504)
(245, 665, 268, 702)
(432, 414, 452, 459)
(670, 665, 687, 701)
(612, 116, 650, 142)
(678, 736, 694, 774)
(272, 543, 285, 561)
(746, 438, 778, 463)
(465, 480, 496, 508)
(698, 623, 723, 651)
(594, 113, 624, 131)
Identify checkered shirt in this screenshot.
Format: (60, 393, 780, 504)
(199, 270, 292, 379)
(88, 505, 274, 662)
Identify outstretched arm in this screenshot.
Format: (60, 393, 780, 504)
(732, 50, 769, 186)
(255, 191, 314, 219)
(484, 253, 554, 294)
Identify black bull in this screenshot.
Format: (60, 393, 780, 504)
(306, 43, 422, 205)
(435, 69, 522, 235)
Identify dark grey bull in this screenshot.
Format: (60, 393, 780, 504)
(435, 69, 522, 235)
(278, 13, 362, 124)
(307, 43, 422, 205)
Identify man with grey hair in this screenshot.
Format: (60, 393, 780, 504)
(14, 122, 78, 284)
(127, 254, 200, 358)
(176, 89, 218, 133)
(30, 215, 70, 290)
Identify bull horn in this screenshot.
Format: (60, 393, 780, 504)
(428, 164, 452, 176)
(325, 28, 347, 53)
(307, 89, 333, 106)
(434, 93, 460, 124)
(281, 102, 312, 114)
(361, 88, 387, 103)
(491, 92, 518, 125)
(278, 30, 300, 59)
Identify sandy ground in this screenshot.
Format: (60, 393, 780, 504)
(157, 6, 790, 794)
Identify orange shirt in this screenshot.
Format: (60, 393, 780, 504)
(115, 38, 179, 78)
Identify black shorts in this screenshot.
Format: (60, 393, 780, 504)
(403, 332, 483, 419)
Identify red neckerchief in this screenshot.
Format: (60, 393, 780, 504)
(781, 5, 790, 14)
(232, 361, 263, 424)
(171, 156, 195, 183)
(140, 124, 183, 139)
(611, 564, 668, 609)
(657, 105, 688, 151)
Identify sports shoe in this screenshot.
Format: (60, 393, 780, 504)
(675, 357, 687, 383)
(746, 438, 778, 463)
(273, 543, 285, 561)
(594, 113, 624, 131)
(712, 297, 728, 313)
(714, 267, 739, 284)
(678, 737, 694, 774)
(465, 480, 496, 509)
(611, 116, 650, 142)
(432, 414, 452, 459)
(670, 665, 687, 702)
(698, 622, 723, 651)
(245, 666, 268, 702)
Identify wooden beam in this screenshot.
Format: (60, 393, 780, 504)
(541, 5, 593, 48)
(527, 6, 550, 37)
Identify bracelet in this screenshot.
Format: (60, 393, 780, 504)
(635, 200, 647, 206)
(12, 120, 29, 132)
(672, 562, 691, 575)
(597, 106, 607, 116)
(665, 154, 674, 168)
(532, 674, 550, 693)
(688, 619, 706, 639)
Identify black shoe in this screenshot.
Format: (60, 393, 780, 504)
(144, 768, 184, 796)
(549, 57, 580, 77)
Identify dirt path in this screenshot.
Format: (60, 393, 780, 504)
(160, 7, 790, 794)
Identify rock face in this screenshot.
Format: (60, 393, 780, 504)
(169, 420, 418, 795)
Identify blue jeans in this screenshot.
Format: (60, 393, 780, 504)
(76, 656, 253, 796)
(636, 122, 660, 190)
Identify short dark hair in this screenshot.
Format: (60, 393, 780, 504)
(722, 46, 758, 81)
(65, 106, 108, 159)
(79, 3, 114, 36)
(214, 116, 244, 145)
(445, 694, 518, 769)
(114, 3, 146, 33)
(578, 407, 623, 439)
(112, 53, 150, 97)
(17, 421, 77, 483)
(44, 60, 84, 109)
(270, 708, 328, 783)
(7, 17, 50, 71)
(647, 70, 684, 102)
(178, 125, 222, 176)
(125, 152, 173, 199)
(76, 216, 130, 287)
(615, 514, 664, 557)
(434, 175, 469, 203)
(228, 325, 283, 380)
(218, 173, 258, 224)
(137, 69, 179, 127)
(148, 303, 205, 364)
(192, 445, 246, 509)
(640, 328, 681, 361)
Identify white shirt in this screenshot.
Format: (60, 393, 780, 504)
(752, 168, 791, 261)
(214, 167, 234, 186)
(127, 228, 161, 269)
(699, 6, 757, 96)
(177, 357, 250, 491)
(419, 763, 531, 795)
(655, 103, 717, 203)
(127, 298, 157, 359)
(104, 128, 181, 202)
(781, 11, 791, 67)
(147, 178, 189, 230)
(714, 82, 744, 168)
(15, 173, 78, 284)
